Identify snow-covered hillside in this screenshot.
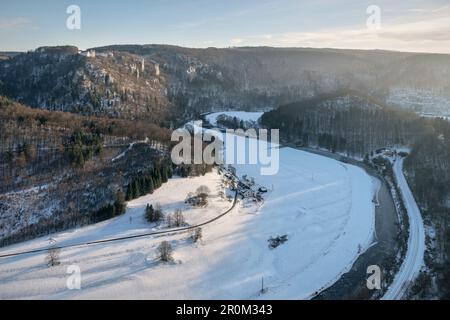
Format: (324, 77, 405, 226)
(387, 88, 450, 117)
(205, 111, 264, 127)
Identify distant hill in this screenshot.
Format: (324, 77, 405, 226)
(0, 52, 21, 60)
(0, 46, 174, 124)
(1, 45, 450, 122)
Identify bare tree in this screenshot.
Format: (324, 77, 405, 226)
(185, 186, 210, 207)
(166, 213, 174, 228)
(192, 227, 203, 243)
(173, 209, 185, 227)
(46, 247, 61, 267)
(158, 241, 173, 262)
(196, 185, 211, 196)
(167, 209, 186, 228)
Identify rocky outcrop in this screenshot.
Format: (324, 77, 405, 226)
(2, 45, 450, 122)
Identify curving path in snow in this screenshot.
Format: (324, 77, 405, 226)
(382, 157, 425, 300)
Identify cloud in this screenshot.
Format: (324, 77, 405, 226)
(231, 38, 245, 45)
(233, 5, 450, 53)
(0, 17, 31, 30)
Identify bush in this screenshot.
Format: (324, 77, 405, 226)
(192, 227, 203, 243)
(185, 186, 210, 207)
(268, 235, 288, 249)
(185, 194, 208, 207)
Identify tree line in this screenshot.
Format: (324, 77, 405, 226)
(261, 92, 420, 157)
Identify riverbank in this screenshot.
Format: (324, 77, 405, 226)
(285, 146, 402, 300)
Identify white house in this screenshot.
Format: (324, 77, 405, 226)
(80, 50, 96, 58)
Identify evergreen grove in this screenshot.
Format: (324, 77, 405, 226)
(125, 163, 173, 201)
(90, 163, 173, 226)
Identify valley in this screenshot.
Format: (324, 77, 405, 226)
(1, 44, 449, 300)
(0, 114, 378, 299)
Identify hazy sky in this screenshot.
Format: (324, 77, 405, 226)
(1, 0, 450, 53)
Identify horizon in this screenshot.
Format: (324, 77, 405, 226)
(4, 44, 450, 57)
(1, 0, 450, 53)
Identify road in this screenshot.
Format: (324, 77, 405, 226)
(290, 146, 425, 300)
(382, 157, 425, 300)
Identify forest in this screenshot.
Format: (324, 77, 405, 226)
(261, 91, 450, 298)
(0, 96, 217, 247)
(0, 96, 172, 246)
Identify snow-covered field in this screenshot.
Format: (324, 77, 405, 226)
(0, 154, 376, 299)
(0, 112, 377, 300)
(205, 111, 264, 126)
(233, 149, 376, 299)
